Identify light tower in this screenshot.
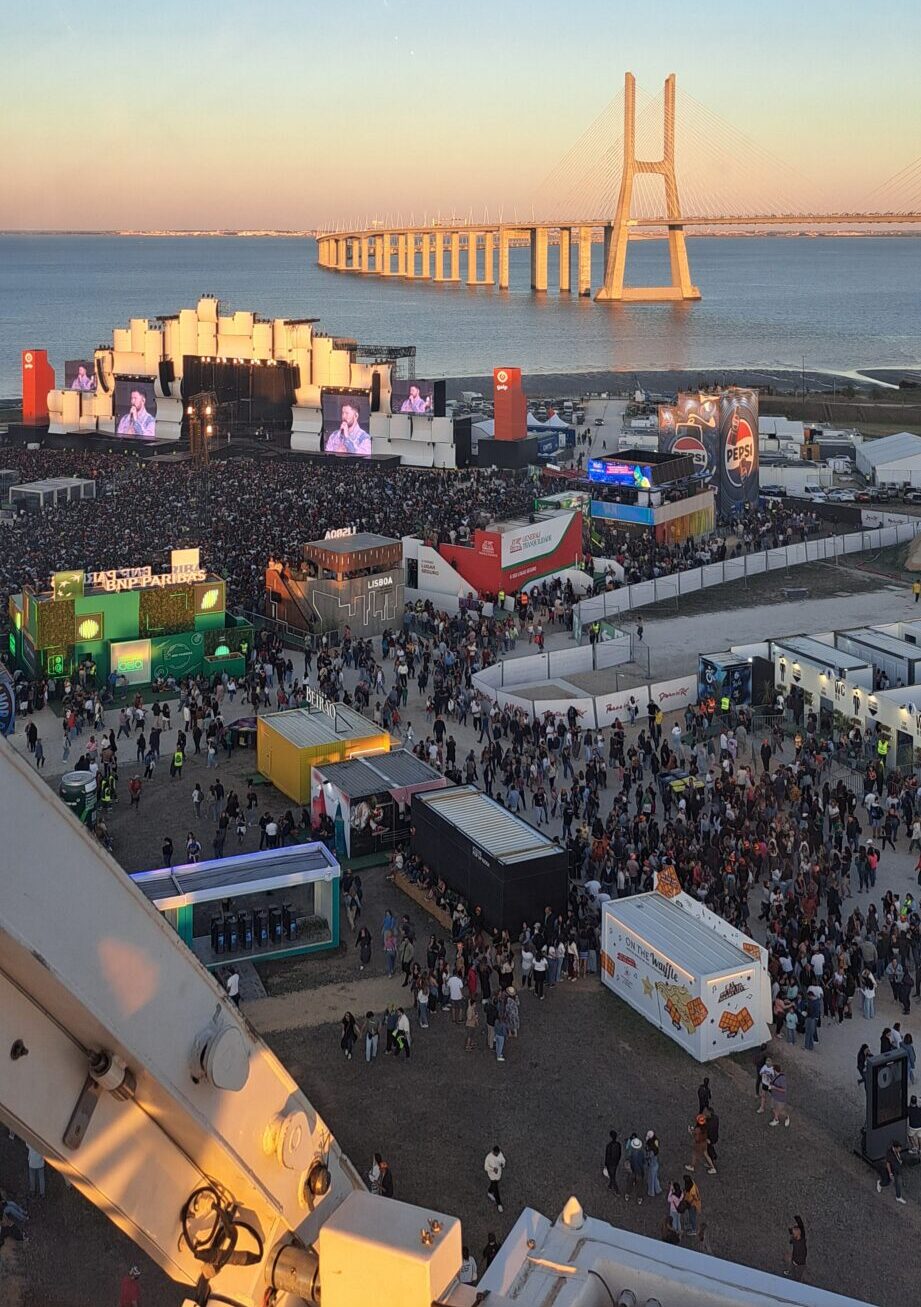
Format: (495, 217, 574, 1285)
(596, 71, 701, 303)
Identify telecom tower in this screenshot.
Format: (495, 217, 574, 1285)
(596, 72, 701, 302)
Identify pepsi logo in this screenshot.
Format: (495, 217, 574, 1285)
(674, 433, 709, 475)
(724, 412, 756, 489)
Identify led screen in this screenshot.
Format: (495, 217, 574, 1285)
(321, 390, 372, 457)
(391, 378, 444, 417)
(114, 377, 158, 440)
(65, 359, 97, 392)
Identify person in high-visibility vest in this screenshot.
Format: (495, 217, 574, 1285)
(100, 775, 113, 810)
(720, 694, 731, 715)
(497, 589, 506, 608)
(171, 747, 184, 781)
(914, 580, 921, 604)
(877, 736, 889, 768)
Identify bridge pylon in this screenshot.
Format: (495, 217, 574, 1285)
(596, 71, 701, 303)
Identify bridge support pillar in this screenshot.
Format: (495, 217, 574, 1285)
(359, 237, 370, 272)
(558, 228, 571, 292)
(467, 233, 479, 284)
(530, 226, 548, 291)
(577, 226, 592, 295)
(420, 233, 432, 278)
(483, 231, 494, 285)
(380, 234, 393, 275)
(397, 233, 407, 276)
(596, 72, 700, 302)
(336, 239, 347, 271)
(405, 232, 417, 278)
(433, 231, 445, 280)
(498, 229, 510, 289)
(450, 233, 461, 281)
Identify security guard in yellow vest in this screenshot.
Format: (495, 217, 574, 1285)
(99, 775, 113, 810)
(171, 747, 184, 780)
(720, 694, 731, 715)
(497, 589, 506, 608)
(877, 735, 889, 768)
(914, 580, 921, 604)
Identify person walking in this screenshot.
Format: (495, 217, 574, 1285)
(118, 1267, 142, 1307)
(356, 926, 372, 971)
(686, 1113, 714, 1174)
(533, 947, 548, 1000)
(340, 1011, 358, 1060)
(680, 1175, 701, 1236)
(667, 1181, 683, 1239)
(786, 1215, 808, 1281)
(459, 1246, 478, 1285)
(697, 1077, 711, 1113)
(225, 968, 240, 1007)
(644, 1131, 662, 1198)
(448, 969, 465, 1022)
(704, 1106, 720, 1172)
(399, 935, 414, 987)
(757, 1056, 774, 1113)
(465, 997, 480, 1051)
(877, 1139, 907, 1203)
(363, 1011, 380, 1063)
(27, 1146, 46, 1198)
(494, 1010, 508, 1063)
(484, 1145, 506, 1212)
(604, 1130, 622, 1196)
(392, 1005, 411, 1057)
(769, 1063, 790, 1128)
(624, 1131, 645, 1203)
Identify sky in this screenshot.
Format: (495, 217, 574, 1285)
(1, 0, 920, 230)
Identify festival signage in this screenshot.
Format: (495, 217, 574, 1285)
(305, 686, 338, 720)
(325, 527, 357, 539)
(51, 548, 207, 596)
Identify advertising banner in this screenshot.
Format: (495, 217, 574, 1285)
(658, 393, 721, 503)
(414, 544, 470, 598)
(501, 511, 577, 569)
(601, 909, 700, 1058)
(111, 638, 152, 685)
(647, 674, 697, 713)
(719, 388, 759, 512)
(595, 685, 651, 728)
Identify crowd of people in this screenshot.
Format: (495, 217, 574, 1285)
(0, 450, 537, 651)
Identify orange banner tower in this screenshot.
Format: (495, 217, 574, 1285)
(22, 349, 55, 425)
(493, 366, 527, 441)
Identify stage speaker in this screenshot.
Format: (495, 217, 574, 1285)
(289, 365, 300, 392)
(158, 359, 175, 397)
(371, 372, 381, 413)
(95, 355, 111, 394)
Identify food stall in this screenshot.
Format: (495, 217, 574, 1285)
(600, 884, 771, 1062)
(311, 749, 448, 863)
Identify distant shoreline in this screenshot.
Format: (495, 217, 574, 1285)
(2, 230, 921, 240)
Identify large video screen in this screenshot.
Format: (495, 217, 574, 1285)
(114, 377, 158, 440)
(321, 390, 372, 456)
(391, 378, 445, 418)
(65, 359, 97, 392)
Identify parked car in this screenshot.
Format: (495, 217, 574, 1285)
(827, 489, 856, 502)
(903, 490, 921, 504)
(854, 490, 873, 502)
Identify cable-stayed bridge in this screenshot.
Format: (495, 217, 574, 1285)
(315, 72, 921, 302)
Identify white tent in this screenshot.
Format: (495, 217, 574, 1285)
(855, 432, 921, 486)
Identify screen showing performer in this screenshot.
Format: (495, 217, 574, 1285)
(391, 378, 444, 417)
(114, 378, 158, 440)
(65, 360, 97, 392)
(322, 391, 372, 456)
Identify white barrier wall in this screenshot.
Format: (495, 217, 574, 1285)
(575, 520, 921, 631)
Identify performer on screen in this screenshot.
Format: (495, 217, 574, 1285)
(325, 402, 371, 455)
(399, 384, 431, 414)
(116, 388, 156, 439)
(70, 364, 96, 392)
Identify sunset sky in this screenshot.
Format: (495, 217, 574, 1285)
(2, 0, 919, 230)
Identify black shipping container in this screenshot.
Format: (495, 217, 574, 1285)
(411, 786, 568, 932)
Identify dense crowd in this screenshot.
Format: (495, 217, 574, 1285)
(0, 450, 537, 646)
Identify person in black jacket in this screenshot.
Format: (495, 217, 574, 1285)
(604, 1129, 622, 1195)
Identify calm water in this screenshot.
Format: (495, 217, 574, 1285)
(0, 234, 919, 397)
